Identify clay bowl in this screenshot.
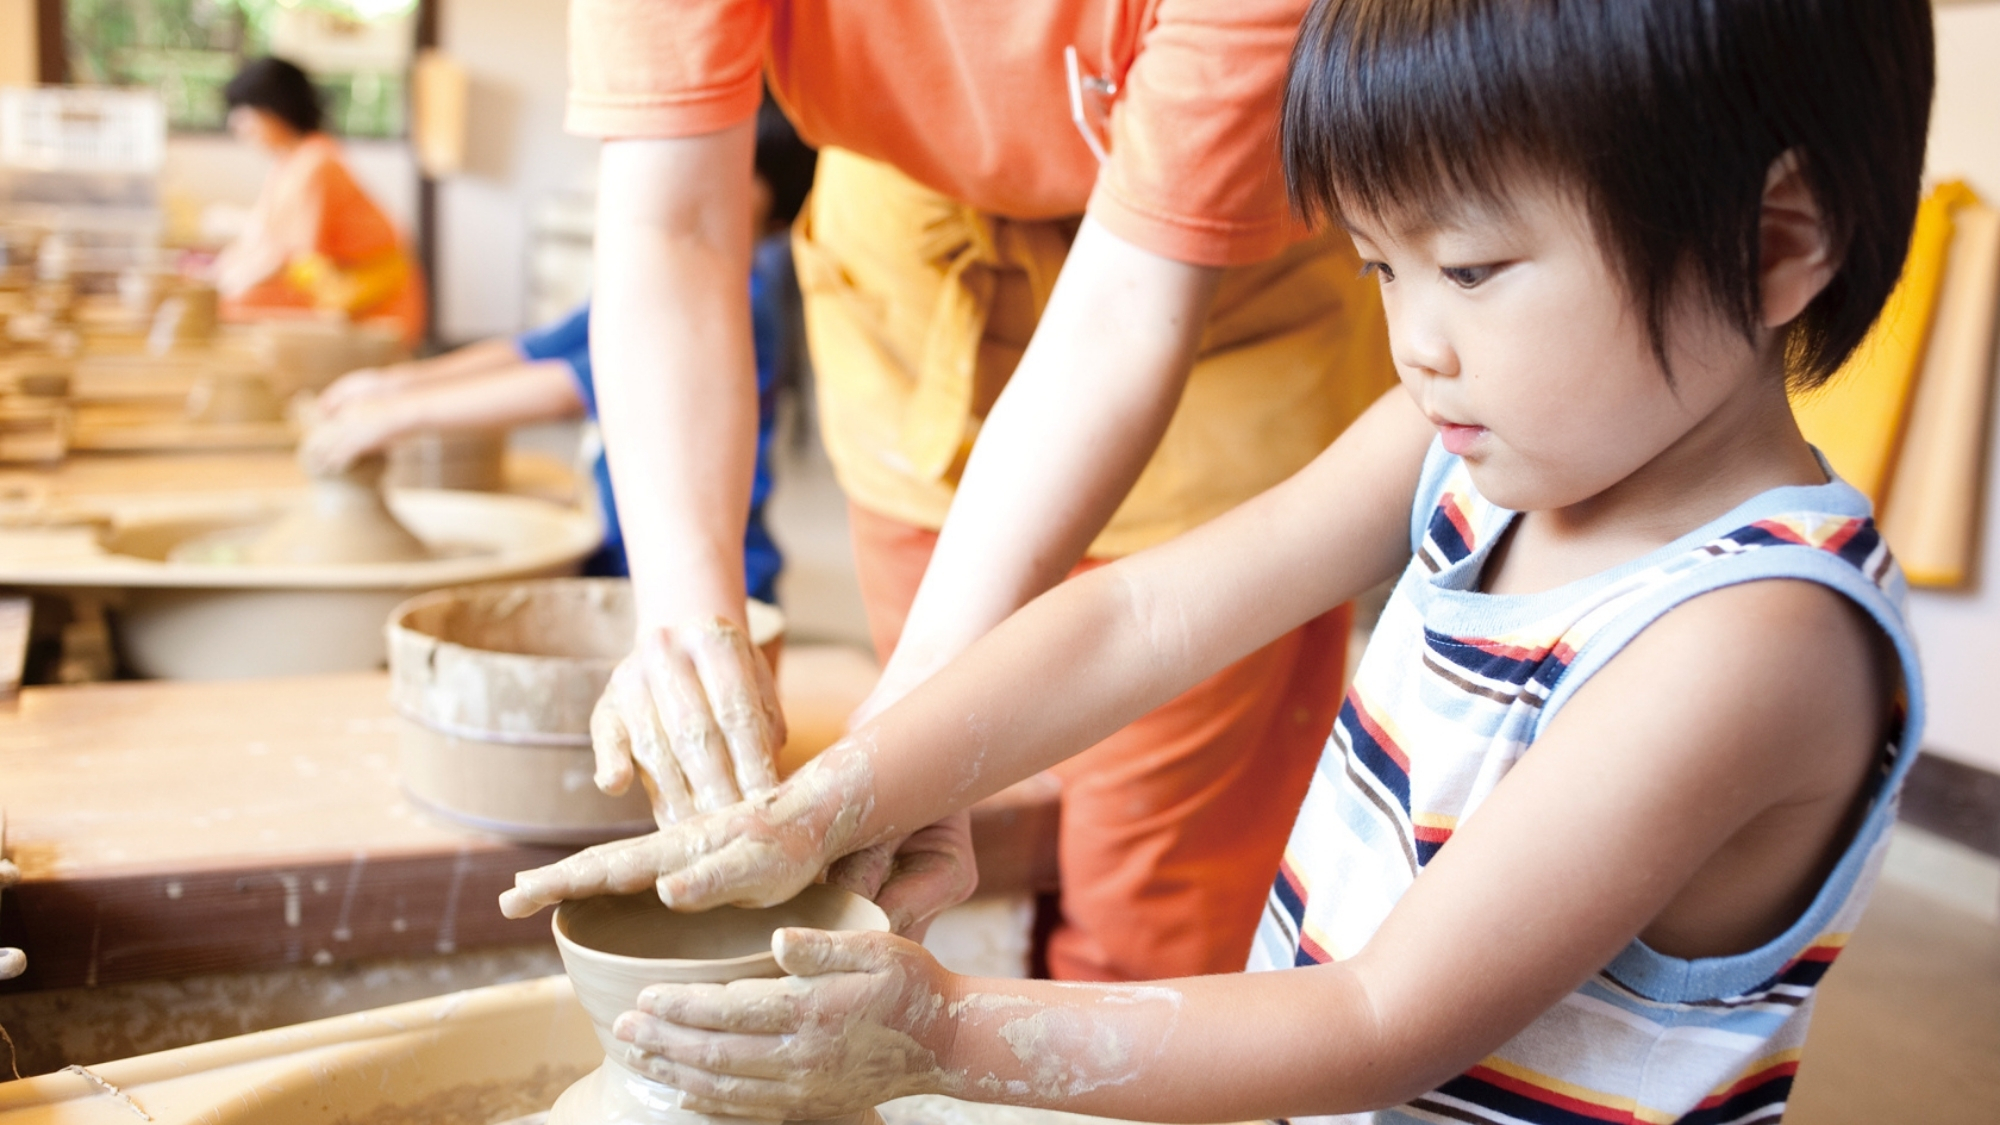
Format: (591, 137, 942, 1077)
(551, 884, 890, 1125)
(389, 579, 786, 843)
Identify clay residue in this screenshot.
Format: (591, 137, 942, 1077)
(327, 1061, 589, 1125)
(967, 985, 1183, 1106)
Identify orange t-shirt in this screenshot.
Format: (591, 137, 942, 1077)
(566, 0, 1310, 267)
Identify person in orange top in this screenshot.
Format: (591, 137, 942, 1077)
(212, 57, 426, 349)
(571, 2, 1396, 981)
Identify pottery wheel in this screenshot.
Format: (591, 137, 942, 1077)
(237, 455, 432, 566)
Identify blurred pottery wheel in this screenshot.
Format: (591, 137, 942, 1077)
(387, 428, 506, 491)
(246, 455, 430, 565)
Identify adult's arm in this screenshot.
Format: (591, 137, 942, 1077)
(853, 218, 1219, 721)
(585, 123, 792, 823)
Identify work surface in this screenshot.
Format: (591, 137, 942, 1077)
(0, 653, 1057, 994)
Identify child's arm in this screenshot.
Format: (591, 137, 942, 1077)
(608, 577, 1890, 1122)
(500, 387, 1434, 919)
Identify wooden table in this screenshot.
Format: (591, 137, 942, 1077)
(0, 650, 1058, 994)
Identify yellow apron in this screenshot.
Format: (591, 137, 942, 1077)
(793, 148, 1396, 558)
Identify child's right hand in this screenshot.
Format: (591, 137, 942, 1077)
(498, 749, 876, 919)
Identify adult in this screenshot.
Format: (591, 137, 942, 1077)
(212, 57, 425, 348)
(578, 0, 1394, 980)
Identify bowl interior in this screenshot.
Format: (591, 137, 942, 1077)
(555, 883, 889, 965)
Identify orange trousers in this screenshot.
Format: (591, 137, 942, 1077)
(847, 502, 1349, 982)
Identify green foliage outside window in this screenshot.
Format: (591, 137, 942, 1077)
(64, 0, 415, 137)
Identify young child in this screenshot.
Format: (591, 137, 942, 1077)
(500, 1, 1933, 1121)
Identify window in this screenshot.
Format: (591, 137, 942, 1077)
(62, 0, 416, 137)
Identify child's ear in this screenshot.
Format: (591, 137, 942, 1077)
(1758, 150, 1838, 328)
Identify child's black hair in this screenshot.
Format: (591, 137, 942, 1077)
(223, 57, 323, 137)
(1281, 0, 1935, 388)
(755, 92, 817, 229)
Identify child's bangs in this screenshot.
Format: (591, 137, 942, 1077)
(1282, 0, 1565, 234)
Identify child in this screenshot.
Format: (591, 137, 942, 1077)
(500, 1, 1932, 1121)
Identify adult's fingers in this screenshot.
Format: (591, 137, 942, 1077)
(589, 691, 634, 796)
(641, 632, 740, 814)
(613, 658, 697, 824)
(824, 839, 898, 901)
(686, 622, 783, 800)
(637, 980, 805, 1034)
(869, 814, 979, 936)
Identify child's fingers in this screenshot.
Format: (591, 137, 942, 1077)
(615, 1013, 804, 1080)
(637, 980, 806, 1034)
(499, 831, 689, 917)
(772, 927, 902, 977)
(624, 1053, 799, 1118)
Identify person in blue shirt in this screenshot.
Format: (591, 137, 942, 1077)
(305, 99, 812, 603)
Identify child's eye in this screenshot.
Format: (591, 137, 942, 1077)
(1359, 261, 1395, 283)
(1441, 264, 1498, 288)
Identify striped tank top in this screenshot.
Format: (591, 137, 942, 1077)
(1247, 441, 1925, 1125)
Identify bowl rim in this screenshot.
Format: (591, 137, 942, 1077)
(549, 884, 891, 971)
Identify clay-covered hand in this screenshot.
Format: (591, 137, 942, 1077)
(826, 809, 978, 939)
(498, 750, 870, 919)
(298, 398, 408, 476)
(591, 618, 785, 826)
(616, 928, 958, 1119)
(316, 364, 411, 414)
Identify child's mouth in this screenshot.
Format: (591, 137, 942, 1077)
(1438, 423, 1486, 455)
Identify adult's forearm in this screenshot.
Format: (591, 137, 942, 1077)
(882, 220, 1218, 679)
(591, 130, 762, 629)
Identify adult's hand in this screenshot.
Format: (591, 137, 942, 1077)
(590, 617, 785, 827)
(824, 809, 978, 939)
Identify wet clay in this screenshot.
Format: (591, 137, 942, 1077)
(243, 455, 431, 566)
(550, 884, 889, 1125)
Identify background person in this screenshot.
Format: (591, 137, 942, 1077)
(305, 97, 815, 593)
(211, 57, 426, 348)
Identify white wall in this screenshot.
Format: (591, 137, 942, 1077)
(162, 134, 418, 233)
(1909, 2, 2000, 773)
(434, 0, 599, 343)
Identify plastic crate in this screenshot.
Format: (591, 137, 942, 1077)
(0, 88, 166, 176)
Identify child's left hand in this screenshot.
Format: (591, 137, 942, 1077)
(613, 928, 959, 1119)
